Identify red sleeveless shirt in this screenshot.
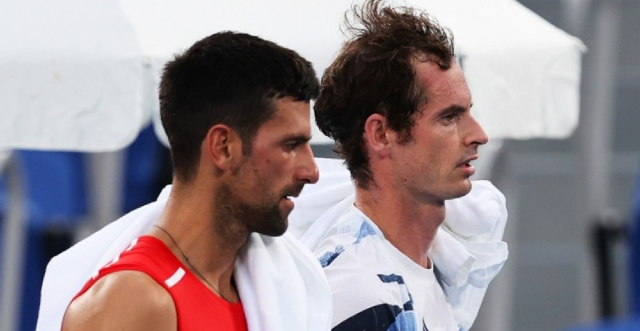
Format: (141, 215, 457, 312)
(74, 236, 248, 330)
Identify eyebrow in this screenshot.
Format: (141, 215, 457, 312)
(281, 133, 312, 143)
(435, 104, 468, 117)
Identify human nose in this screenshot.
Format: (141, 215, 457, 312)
(296, 144, 319, 184)
(464, 115, 489, 146)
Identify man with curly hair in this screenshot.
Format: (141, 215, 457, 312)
(313, 0, 490, 329)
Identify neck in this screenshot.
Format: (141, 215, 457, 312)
(355, 181, 445, 269)
(149, 182, 249, 302)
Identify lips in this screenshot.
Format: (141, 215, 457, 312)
(457, 154, 478, 168)
(281, 183, 306, 200)
(456, 154, 478, 177)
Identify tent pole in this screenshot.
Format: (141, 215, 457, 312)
(0, 153, 26, 331)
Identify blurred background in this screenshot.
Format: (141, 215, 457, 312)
(327, 2, 640, 329)
(471, 0, 640, 330)
(1, 0, 639, 330)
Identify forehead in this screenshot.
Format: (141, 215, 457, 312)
(254, 97, 311, 136)
(414, 61, 471, 108)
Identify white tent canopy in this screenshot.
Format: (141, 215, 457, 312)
(0, 0, 584, 151)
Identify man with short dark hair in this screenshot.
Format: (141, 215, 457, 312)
(61, 31, 321, 330)
(313, 1, 493, 329)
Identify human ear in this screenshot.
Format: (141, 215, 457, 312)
(203, 124, 242, 171)
(363, 114, 391, 157)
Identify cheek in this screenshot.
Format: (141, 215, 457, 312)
(260, 156, 293, 183)
(410, 139, 452, 175)
(426, 133, 460, 157)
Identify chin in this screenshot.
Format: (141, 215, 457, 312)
(257, 215, 289, 237)
(244, 203, 290, 237)
(460, 181, 473, 197)
(258, 222, 288, 237)
(463, 179, 473, 193)
(445, 181, 473, 200)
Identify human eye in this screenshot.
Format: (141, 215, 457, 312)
(285, 141, 300, 150)
(283, 138, 306, 151)
(441, 112, 460, 125)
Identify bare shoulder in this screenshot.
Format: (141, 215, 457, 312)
(62, 271, 176, 331)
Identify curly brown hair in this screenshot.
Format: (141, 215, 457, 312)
(314, 0, 455, 188)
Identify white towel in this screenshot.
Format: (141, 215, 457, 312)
(36, 157, 507, 331)
(235, 233, 332, 331)
(430, 180, 509, 330)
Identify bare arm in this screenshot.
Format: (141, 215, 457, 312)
(62, 271, 176, 331)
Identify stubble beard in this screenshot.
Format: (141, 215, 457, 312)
(408, 176, 473, 205)
(439, 176, 473, 201)
(215, 183, 289, 238)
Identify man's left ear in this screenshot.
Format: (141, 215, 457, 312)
(363, 113, 392, 157)
(203, 124, 243, 171)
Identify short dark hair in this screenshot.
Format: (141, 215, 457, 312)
(314, 0, 455, 188)
(160, 31, 319, 182)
